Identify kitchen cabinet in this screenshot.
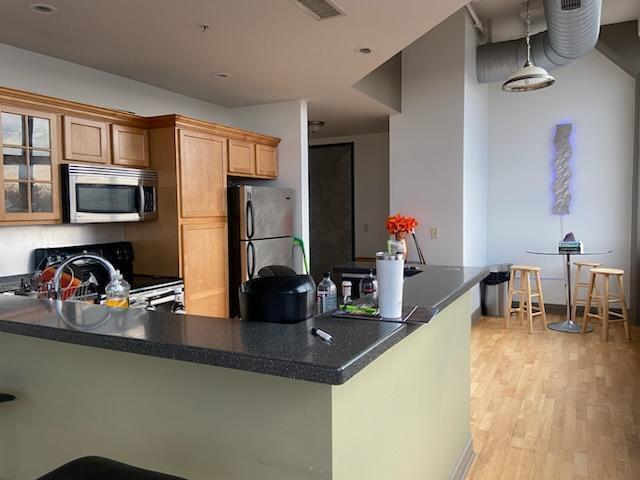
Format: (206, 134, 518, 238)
(227, 141, 278, 179)
(126, 122, 232, 318)
(181, 221, 228, 317)
(256, 144, 278, 178)
(228, 139, 255, 175)
(0, 105, 59, 222)
(63, 115, 110, 164)
(178, 129, 227, 218)
(111, 124, 149, 168)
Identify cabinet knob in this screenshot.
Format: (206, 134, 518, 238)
(0, 393, 16, 403)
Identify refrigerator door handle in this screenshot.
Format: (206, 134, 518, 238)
(246, 199, 255, 240)
(247, 241, 256, 279)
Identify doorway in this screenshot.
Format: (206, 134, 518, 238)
(308, 143, 355, 284)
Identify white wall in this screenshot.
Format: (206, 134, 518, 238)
(0, 224, 125, 275)
(390, 10, 466, 266)
(309, 133, 390, 258)
(390, 9, 489, 270)
(487, 50, 635, 303)
(463, 18, 489, 268)
(0, 44, 230, 122)
(229, 101, 309, 272)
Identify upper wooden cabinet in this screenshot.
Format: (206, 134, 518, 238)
(256, 144, 278, 178)
(228, 139, 255, 176)
(63, 116, 110, 164)
(111, 125, 149, 168)
(227, 141, 278, 179)
(0, 105, 59, 223)
(178, 129, 227, 218)
(63, 117, 149, 168)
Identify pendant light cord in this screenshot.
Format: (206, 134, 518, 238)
(525, 0, 532, 65)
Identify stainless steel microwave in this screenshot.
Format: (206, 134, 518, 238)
(61, 164, 158, 223)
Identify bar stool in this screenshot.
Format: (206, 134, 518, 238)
(37, 456, 185, 480)
(505, 265, 548, 333)
(582, 268, 631, 341)
(571, 261, 602, 322)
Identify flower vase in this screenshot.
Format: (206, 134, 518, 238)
(395, 232, 408, 260)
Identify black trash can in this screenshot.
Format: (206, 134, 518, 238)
(481, 265, 511, 317)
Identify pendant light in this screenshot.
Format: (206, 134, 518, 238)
(502, 0, 555, 92)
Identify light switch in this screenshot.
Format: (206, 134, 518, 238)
(430, 227, 439, 239)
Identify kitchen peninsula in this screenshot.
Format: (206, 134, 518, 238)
(0, 265, 485, 480)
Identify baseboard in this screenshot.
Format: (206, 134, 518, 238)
(449, 435, 475, 480)
(471, 306, 482, 324)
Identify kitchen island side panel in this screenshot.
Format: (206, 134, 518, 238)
(331, 292, 472, 480)
(0, 333, 333, 480)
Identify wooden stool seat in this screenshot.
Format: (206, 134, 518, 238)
(505, 265, 547, 333)
(581, 268, 631, 341)
(573, 261, 601, 267)
(590, 267, 624, 276)
(510, 265, 541, 271)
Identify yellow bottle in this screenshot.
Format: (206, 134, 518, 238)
(105, 270, 130, 308)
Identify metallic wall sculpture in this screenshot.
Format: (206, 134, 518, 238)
(552, 123, 573, 215)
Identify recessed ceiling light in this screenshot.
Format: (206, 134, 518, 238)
(28, 3, 58, 15)
(355, 46, 374, 55)
(308, 120, 325, 134)
(214, 72, 231, 79)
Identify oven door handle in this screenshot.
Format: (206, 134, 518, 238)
(132, 290, 177, 309)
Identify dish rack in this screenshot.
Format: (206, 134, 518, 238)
(33, 267, 100, 303)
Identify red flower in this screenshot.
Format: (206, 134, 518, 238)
(386, 214, 418, 235)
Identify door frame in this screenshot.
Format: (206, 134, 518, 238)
(308, 142, 356, 261)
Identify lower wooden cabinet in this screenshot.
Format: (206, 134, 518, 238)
(181, 221, 228, 317)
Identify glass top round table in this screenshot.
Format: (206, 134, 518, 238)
(525, 250, 613, 333)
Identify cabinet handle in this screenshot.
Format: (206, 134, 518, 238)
(0, 393, 16, 403)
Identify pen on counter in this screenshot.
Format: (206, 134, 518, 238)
(311, 327, 333, 343)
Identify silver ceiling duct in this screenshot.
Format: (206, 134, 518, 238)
(477, 0, 602, 84)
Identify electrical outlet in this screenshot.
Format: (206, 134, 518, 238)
(430, 227, 439, 239)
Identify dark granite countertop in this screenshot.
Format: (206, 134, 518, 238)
(0, 265, 487, 385)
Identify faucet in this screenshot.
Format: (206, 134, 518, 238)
(52, 254, 118, 300)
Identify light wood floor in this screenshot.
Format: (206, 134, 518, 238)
(468, 314, 640, 480)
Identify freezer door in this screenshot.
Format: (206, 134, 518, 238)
(240, 237, 294, 281)
(240, 186, 294, 240)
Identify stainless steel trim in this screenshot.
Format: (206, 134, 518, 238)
(66, 163, 158, 180)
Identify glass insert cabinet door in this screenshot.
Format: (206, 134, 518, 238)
(0, 106, 58, 221)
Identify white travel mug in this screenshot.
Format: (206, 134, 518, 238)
(376, 252, 404, 319)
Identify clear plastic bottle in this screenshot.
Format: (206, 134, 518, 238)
(171, 288, 186, 314)
(341, 280, 353, 306)
(316, 272, 337, 314)
(105, 270, 130, 308)
(359, 269, 378, 299)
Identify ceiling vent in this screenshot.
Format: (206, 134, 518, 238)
(292, 0, 345, 20)
(561, 0, 581, 10)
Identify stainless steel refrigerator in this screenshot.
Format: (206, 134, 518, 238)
(228, 185, 295, 316)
